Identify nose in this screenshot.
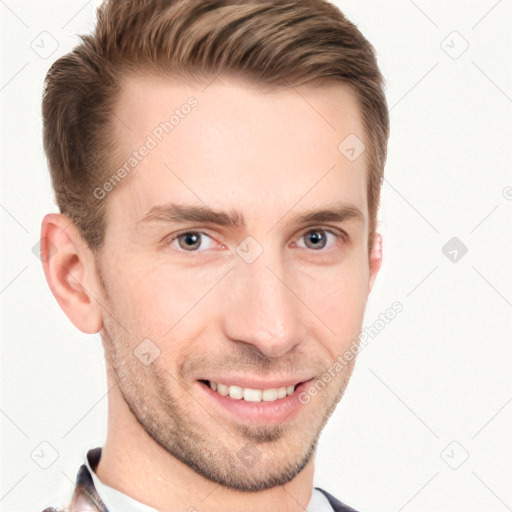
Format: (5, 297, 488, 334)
(222, 247, 308, 359)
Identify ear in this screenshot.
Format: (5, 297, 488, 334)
(39, 213, 104, 334)
(368, 232, 383, 293)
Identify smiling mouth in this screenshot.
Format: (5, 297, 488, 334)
(198, 379, 308, 403)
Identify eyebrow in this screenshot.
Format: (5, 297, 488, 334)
(137, 201, 364, 229)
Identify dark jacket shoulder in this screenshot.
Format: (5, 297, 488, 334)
(314, 486, 360, 512)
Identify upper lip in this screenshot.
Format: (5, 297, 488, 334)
(200, 375, 314, 389)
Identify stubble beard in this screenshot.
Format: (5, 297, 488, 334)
(98, 289, 356, 492)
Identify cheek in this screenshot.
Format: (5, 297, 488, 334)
(297, 257, 369, 342)
(100, 256, 171, 338)
(105, 256, 227, 339)
(316, 282, 367, 333)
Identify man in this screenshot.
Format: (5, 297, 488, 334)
(40, 0, 389, 510)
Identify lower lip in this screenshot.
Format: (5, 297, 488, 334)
(198, 380, 314, 424)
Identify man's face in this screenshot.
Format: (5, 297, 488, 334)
(95, 75, 378, 490)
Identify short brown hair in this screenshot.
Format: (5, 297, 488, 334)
(42, 0, 389, 253)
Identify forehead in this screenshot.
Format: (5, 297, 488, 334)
(106, 74, 368, 229)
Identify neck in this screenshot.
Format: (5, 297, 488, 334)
(96, 373, 316, 512)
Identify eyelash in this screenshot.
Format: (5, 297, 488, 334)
(164, 227, 348, 257)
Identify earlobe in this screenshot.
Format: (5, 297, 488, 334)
(40, 213, 104, 334)
(368, 232, 383, 293)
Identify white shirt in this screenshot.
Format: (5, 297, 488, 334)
(85, 452, 334, 512)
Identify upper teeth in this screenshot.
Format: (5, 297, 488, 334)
(209, 381, 296, 402)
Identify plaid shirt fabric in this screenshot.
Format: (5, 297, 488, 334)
(42, 447, 359, 512)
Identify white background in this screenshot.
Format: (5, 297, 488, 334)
(1, 1, 511, 511)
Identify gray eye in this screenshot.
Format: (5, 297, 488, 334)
(303, 229, 328, 250)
